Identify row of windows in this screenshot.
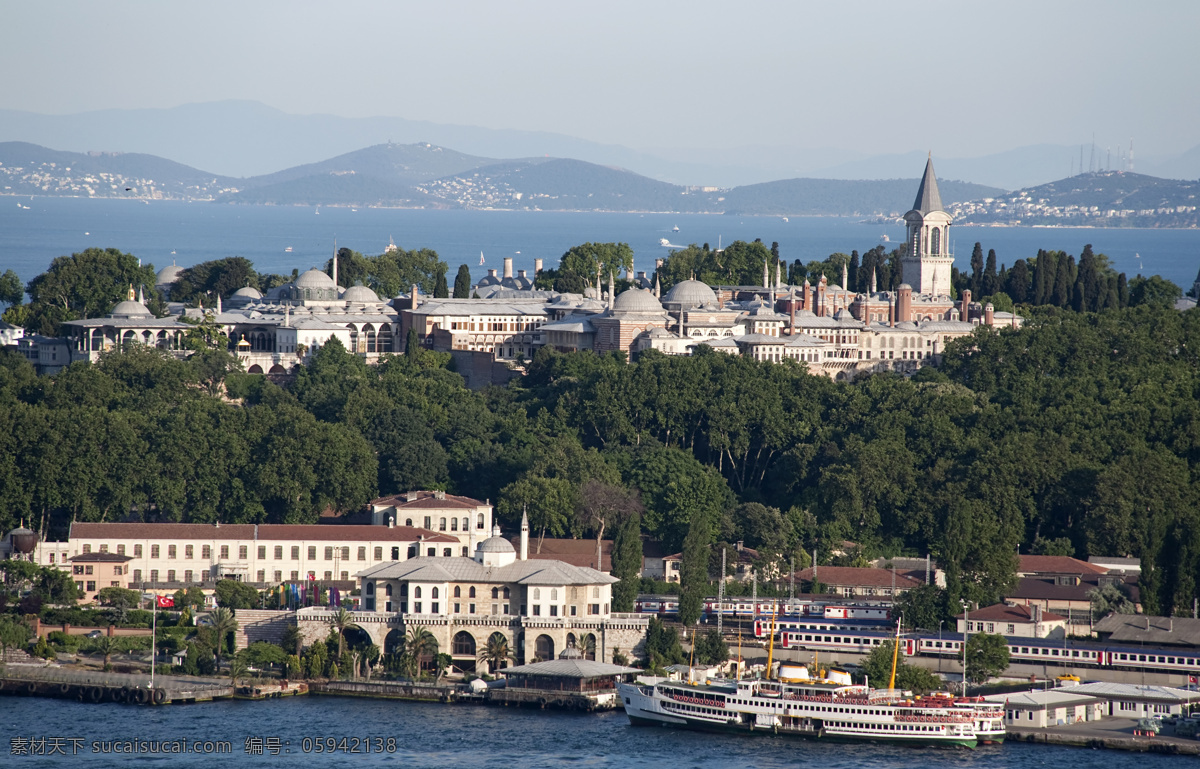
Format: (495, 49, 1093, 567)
(122, 569, 354, 585)
(75, 543, 469, 562)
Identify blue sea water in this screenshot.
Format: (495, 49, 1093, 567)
(0, 696, 1188, 769)
(1, 198, 1198, 293)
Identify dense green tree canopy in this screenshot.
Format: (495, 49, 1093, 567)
(13, 248, 162, 334)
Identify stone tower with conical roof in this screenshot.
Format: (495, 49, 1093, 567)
(901, 156, 954, 297)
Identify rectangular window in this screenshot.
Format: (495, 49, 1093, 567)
(570, 606, 577, 616)
(342, 546, 350, 561)
(49, 553, 55, 564)
(592, 603, 600, 615)
(431, 602, 439, 614)
(469, 604, 475, 614)
(133, 569, 142, 582)
(99, 544, 108, 553)
(150, 545, 160, 559)
(167, 569, 176, 582)
(504, 604, 509, 614)
(115, 544, 124, 555)
(202, 545, 210, 559)
(220, 545, 229, 559)
(149, 570, 159, 583)
(273, 570, 281, 582)
(290, 571, 299, 581)
(82, 544, 91, 553)
(323, 571, 332, 581)
(424, 516, 432, 529)
(453, 603, 460, 613)
(415, 602, 422, 613)
(185, 545, 193, 559)
(238, 545, 247, 559)
(308, 546, 317, 560)
(275, 546, 283, 560)
(257, 570, 265, 582)
(167, 545, 176, 559)
(73, 565, 84, 575)
(84, 565, 93, 575)
(391, 547, 400, 561)
(86, 581, 96, 592)
(358, 547, 366, 561)
(340, 571, 348, 581)
(258, 546, 266, 559)
(291, 546, 300, 560)
(533, 605, 541, 616)
(374, 547, 382, 561)
(550, 605, 558, 617)
(184, 570, 193, 583)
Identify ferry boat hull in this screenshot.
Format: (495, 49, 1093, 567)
(619, 682, 978, 749)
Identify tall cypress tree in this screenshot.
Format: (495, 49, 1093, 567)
(970, 243, 985, 296)
(1117, 273, 1129, 307)
(848, 250, 860, 292)
(982, 249, 998, 296)
(1008, 259, 1030, 304)
(433, 269, 449, 299)
(1052, 255, 1072, 307)
(405, 327, 421, 358)
(1105, 273, 1120, 309)
(678, 523, 711, 627)
(1032, 249, 1049, 305)
(611, 514, 643, 613)
(452, 264, 472, 299)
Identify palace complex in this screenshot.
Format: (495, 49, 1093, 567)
(14, 159, 1019, 381)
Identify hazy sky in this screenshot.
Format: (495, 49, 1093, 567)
(6, 1, 1198, 158)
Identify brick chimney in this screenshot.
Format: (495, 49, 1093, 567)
(897, 284, 913, 323)
(534, 258, 543, 274)
(503, 257, 513, 279)
(984, 302, 994, 326)
(960, 289, 971, 322)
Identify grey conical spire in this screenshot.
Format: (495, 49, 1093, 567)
(911, 155, 944, 214)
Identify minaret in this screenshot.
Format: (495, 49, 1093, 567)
(332, 240, 338, 289)
(774, 259, 781, 288)
(762, 257, 769, 289)
(138, 286, 145, 304)
(871, 268, 878, 294)
(654, 272, 661, 299)
(607, 270, 615, 309)
(216, 294, 222, 314)
(520, 507, 529, 561)
(842, 261, 849, 292)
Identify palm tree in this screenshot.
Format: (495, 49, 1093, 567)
(93, 636, 122, 672)
(581, 634, 596, 661)
(228, 657, 248, 687)
(208, 607, 238, 671)
(404, 625, 436, 679)
(331, 607, 353, 661)
(347, 650, 361, 681)
(477, 632, 513, 675)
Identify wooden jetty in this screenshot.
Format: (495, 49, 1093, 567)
(0, 667, 233, 705)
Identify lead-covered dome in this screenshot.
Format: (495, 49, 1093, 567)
(294, 268, 336, 289)
(664, 279, 717, 308)
(156, 264, 184, 286)
(110, 300, 154, 318)
(477, 536, 515, 554)
(612, 288, 664, 313)
(342, 285, 380, 303)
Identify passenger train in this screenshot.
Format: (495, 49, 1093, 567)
(777, 627, 1200, 676)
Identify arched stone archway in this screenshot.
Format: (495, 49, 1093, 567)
(384, 628, 404, 655)
(248, 364, 264, 374)
(534, 634, 554, 662)
(268, 364, 287, 374)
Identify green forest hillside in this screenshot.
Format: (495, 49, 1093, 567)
(2, 299, 1198, 617)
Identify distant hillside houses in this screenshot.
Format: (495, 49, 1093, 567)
(11, 161, 1018, 381)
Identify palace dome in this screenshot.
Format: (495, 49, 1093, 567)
(110, 300, 154, 319)
(231, 286, 262, 300)
(477, 536, 515, 554)
(612, 288, 663, 313)
(155, 264, 184, 286)
(294, 268, 336, 289)
(342, 285, 380, 303)
(664, 279, 717, 308)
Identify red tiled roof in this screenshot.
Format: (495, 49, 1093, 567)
(794, 566, 924, 589)
(1018, 555, 1108, 576)
(68, 552, 133, 563)
(68, 522, 457, 543)
(955, 603, 1066, 623)
(369, 491, 487, 510)
(511, 538, 612, 571)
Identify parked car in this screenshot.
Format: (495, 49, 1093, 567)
(86, 630, 103, 639)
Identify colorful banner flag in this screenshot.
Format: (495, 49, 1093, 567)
(156, 595, 174, 608)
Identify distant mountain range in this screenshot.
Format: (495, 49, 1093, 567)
(0, 140, 1003, 216)
(2, 101, 1199, 189)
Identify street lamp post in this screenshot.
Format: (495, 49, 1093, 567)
(939, 620, 944, 673)
(961, 600, 969, 696)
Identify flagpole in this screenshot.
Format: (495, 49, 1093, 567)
(151, 594, 157, 691)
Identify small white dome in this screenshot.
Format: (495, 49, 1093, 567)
(664, 279, 718, 308)
(612, 288, 664, 313)
(294, 268, 336, 289)
(155, 264, 184, 286)
(110, 300, 154, 319)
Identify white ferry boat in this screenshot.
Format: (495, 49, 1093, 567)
(619, 666, 984, 748)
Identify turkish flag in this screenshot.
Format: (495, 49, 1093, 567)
(156, 595, 175, 608)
